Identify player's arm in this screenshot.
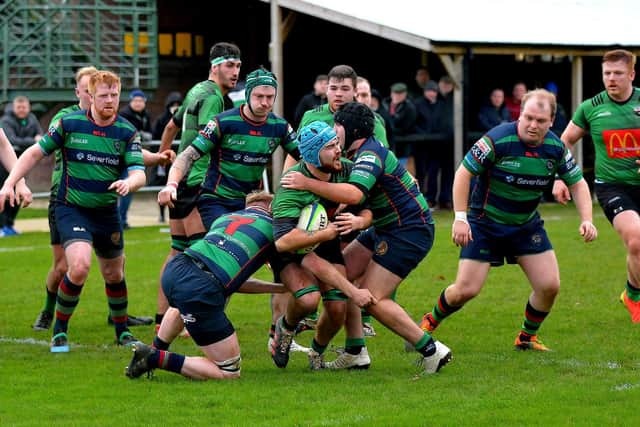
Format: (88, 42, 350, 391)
(158, 117, 179, 152)
(142, 148, 175, 167)
(300, 252, 377, 308)
(554, 121, 587, 205)
(157, 145, 202, 208)
(237, 278, 287, 294)
(334, 208, 372, 235)
(567, 178, 597, 242)
(274, 220, 339, 253)
(0, 143, 44, 210)
(451, 165, 474, 247)
(280, 174, 364, 206)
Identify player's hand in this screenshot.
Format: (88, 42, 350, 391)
(552, 180, 571, 205)
(280, 171, 308, 190)
(158, 149, 176, 166)
(108, 179, 130, 196)
(579, 220, 597, 242)
(452, 218, 473, 247)
(335, 212, 363, 235)
(317, 222, 339, 241)
(158, 182, 177, 208)
(350, 288, 378, 308)
(15, 180, 32, 208)
(0, 183, 14, 211)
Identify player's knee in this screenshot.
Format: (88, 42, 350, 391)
(627, 236, 640, 259)
(449, 282, 480, 304)
(66, 261, 90, 283)
(215, 354, 241, 379)
(322, 300, 346, 322)
(297, 293, 320, 313)
(54, 258, 68, 278)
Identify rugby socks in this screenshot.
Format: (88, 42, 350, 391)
(152, 335, 170, 351)
(43, 286, 57, 314)
(344, 337, 365, 355)
(311, 338, 327, 355)
(626, 281, 640, 302)
(431, 289, 462, 323)
(361, 310, 373, 325)
(519, 300, 549, 338)
(415, 333, 436, 357)
(269, 323, 275, 339)
(105, 280, 129, 338)
(148, 349, 185, 374)
(281, 316, 296, 332)
(53, 275, 83, 334)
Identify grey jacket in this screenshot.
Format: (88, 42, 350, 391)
(0, 109, 43, 153)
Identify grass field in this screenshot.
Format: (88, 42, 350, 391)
(1, 203, 639, 426)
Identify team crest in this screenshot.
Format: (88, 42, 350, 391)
(633, 106, 640, 116)
(76, 152, 85, 161)
(546, 160, 554, 171)
(375, 240, 388, 256)
(113, 141, 121, 151)
(111, 231, 122, 245)
(268, 139, 276, 149)
(531, 233, 542, 246)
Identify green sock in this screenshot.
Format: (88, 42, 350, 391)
(44, 287, 57, 313)
(626, 281, 640, 302)
(345, 337, 365, 355)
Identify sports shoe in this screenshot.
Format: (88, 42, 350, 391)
(514, 334, 551, 351)
(50, 332, 69, 353)
(308, 350, 325, 370)
(108, 314, 153, 326)
(33, 310, 53, 331)
(620, 290, 640, 323)
(325, 347, 370, 370)
(290, 339, 310, 354)
(419, 312, 439, 333)
(362, 322, 377, 337)
(294, 316, 317, 335)
(125, 343, 156, 379)
(420, 341, 452, 374)
(270, 316, 294, 368)
(2, 225, 19, 236)
(117, 331, 140, 347)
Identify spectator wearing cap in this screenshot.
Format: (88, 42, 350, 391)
(383, 82, 417, 165)
(293, 74, 329, 128)
(118, 89, 153, 229)
(477, 88, 510, 131)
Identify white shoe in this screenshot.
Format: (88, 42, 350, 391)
(289, 339, 310, 354)
(362, 322, 376, 337)
(325, 347, 370, 370)
(420, 341, 452, 374)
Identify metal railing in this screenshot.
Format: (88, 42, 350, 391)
(1, 0, 158, 103)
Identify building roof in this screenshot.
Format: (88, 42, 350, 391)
(273, 0, 640, 53)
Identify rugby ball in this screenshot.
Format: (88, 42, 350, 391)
(296, 202, 328, 254)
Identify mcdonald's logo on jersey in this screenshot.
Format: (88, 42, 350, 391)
(604, 129, 640, 158)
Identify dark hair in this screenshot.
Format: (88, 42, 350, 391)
(328, 65, 358, 88)
(209, 42, 241, 62)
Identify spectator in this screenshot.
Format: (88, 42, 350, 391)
(0, 95, 43, 236)
(414, 80, 443, 197)
(293, 74, 328, 128)
(409, 66, 431, 101)
(477, 88, 510, 131)
(505, 81, 527, 121)
(118, 89, 153, 229)
(151, 91, 183, 223)
(433, 75, 455, 210)
(370, 88, 394, 150)
(544, 82, 568, 135)
(384, 82, 417, 165)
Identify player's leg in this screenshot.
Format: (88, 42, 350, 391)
(613, 210, 640, 321)
(515, 250, 559, 351)
(97, 253, 137, 346)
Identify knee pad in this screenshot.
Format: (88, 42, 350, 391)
(215, 354, 241, 375)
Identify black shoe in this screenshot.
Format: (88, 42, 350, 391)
(107, 314, 154, 327)
(125, 343, 156, 379)
(33, 310, 53, 331)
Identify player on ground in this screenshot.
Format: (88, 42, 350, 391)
(553, 49, 640, 323)
(0, 71, 147, 352)
(420, 89, 597, 351)
(153, 42, 241, 331)
(125, 192, 284, 380)
(270, 121, 376, 370)
(281, 102, 450, 374)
